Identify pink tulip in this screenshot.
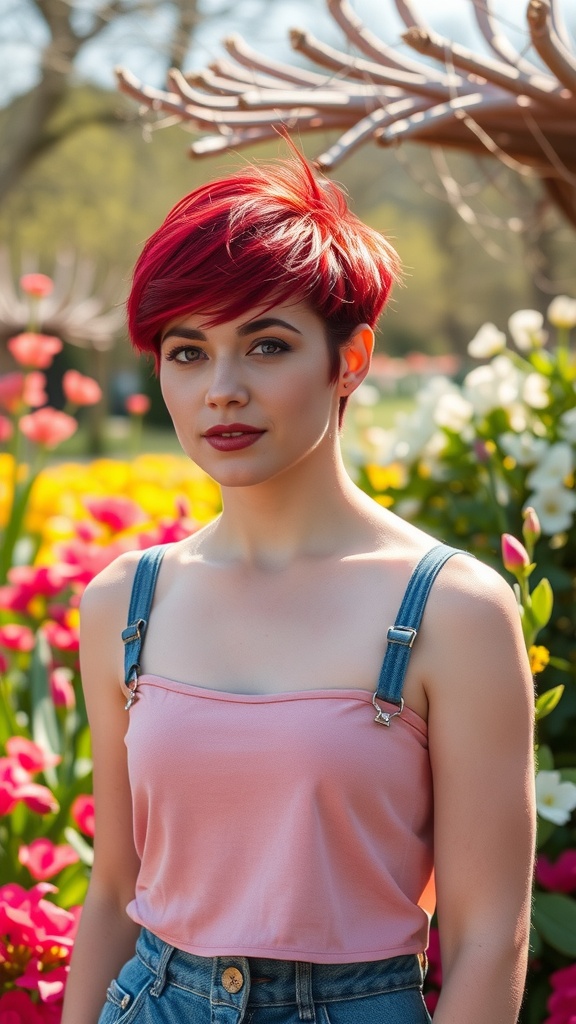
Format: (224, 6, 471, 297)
(125, 392, 150, 415)
(84, 495, 145, 533)
(20, 273, 54, 299)
(0, 623, 36, 652)
(8, 333, 63, 370)
(0, 756, 29, 815)
(522, 505, 541, 546)
(62, 369, 102, 407)
(24, 371, 48, 409)
(19, 838, 79, 881)
(18, 782, 59, 815)
(49, 667, 76, 710)
(71, 794, 95, 837)
(8, 564, 78, 598)
(6, 737, 60, 774)
(0, 372, 25, 412)
(43, 619, 79, 653)
(20, 408, 77, 448)
(0, 414, 13, 442)
(536, 850, 576, 894)
(501, 534, 531, 575)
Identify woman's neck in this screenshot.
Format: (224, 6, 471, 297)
(204, 446, 383, 569)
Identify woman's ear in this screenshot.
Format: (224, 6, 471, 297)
(338, 325, 374, 397)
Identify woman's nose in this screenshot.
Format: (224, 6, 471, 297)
(204, 359, 249, 407)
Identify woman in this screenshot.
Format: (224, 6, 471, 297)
(62, 153, 535, 1024)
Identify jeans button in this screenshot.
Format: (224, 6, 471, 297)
(221, 966, 244, 993)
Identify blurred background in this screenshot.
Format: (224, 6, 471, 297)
(1, 0, 575, 451)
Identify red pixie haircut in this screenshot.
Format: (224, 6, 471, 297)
(127, 151, 401, 379)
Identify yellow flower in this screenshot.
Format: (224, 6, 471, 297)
(529, 645, 550, 675)
(365, 463, 406, 492)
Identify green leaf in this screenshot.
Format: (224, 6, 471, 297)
(561, 768, 576, 785)
(529, 350, 554, 376)
(535, 685, 565, 721)
(536, 815, 556, 849)
(535, 744, 554, 772)
(56, 862, 90, 908)
(64, 826, 94, 867)
(530, 578, 553, 632)
(532, 892, 576, 956)
(30, 631, 61, 787)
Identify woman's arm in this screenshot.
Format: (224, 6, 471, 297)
(423, 556, 536, 1024)
(62, 554, 143, 1024)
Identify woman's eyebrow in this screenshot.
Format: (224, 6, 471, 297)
(162, 326, 206, 344)
(237, 317, 303, 336)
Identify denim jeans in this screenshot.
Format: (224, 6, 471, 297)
(97, 928, 432, 1024)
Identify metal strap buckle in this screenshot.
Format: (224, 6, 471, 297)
(386, 625, 417, 648)
(372, 693, 404, 726)
(122, 619, 147, 645)
(124, 665, 140, 711)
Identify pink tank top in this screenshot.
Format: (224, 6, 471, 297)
(125, 677, 434, 963)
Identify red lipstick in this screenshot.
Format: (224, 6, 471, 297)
(203, 423, 265, 452)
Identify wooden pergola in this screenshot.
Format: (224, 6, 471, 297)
(116, 0, 576, 227)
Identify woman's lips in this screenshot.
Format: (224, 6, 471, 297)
(203, 424, 265, 452)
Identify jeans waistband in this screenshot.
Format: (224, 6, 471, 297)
(136, 928, 425, 1019)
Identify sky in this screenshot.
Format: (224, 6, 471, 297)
(1, 0, 574, 105)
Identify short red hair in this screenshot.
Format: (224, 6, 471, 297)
(127, 153, 401, 393)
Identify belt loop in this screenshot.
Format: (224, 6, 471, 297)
(149, 940, 175, 997)
(295, 962, 315, 1022)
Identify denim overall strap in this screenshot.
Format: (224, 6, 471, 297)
(373, 544, 464, 726)
(121, 544, 167, 709)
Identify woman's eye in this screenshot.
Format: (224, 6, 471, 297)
(165, 346, 204, 363)
(251, 339, 289, 356)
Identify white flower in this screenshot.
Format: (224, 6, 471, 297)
(464, 356, 519, 415)
(467, 323, 506, 359)
(508, 309, 546, 351)
(351, 382, 380, 407)
(522, 372, 549, 409)
(527, 442, 573, 490)
(548, 295, 576, 329)
(500, 432, 548, 466)
(434, 392, 474, 432)
(535, 770, 576, 825)
(526, 486, 576, 535)
(391, 376, 455, 462)
(559, 407, 576, 443)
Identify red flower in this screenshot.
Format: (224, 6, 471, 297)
(501, 533, 531, 575)
(5, 737, 60, 774)
(0, 415, 13, 443)
(0, 372, 25, 412)
(125, 393, 150, 415)
(7, 334, 62, 370)
(19, 408, 77, 449)
(0, 882, 79, 1005)
(536, 850, 576, 894)
(20, 273, 54, 299)
(0, 990, 45, 1023)
(43, 620, 79, 653)
(70, 794, 95, 838)
(23, 372, 48, 409)
(84, 495, 145, 533)
(62, 370, 102, 407)
(545, 962, 576, 1023)
(49, 668, 76, 710)
(19, 839, 79, 881)
(0, 757, 28, 815)
(0, 623, 35, 652)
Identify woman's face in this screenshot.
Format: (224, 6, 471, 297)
(159, 300, 342, 488)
